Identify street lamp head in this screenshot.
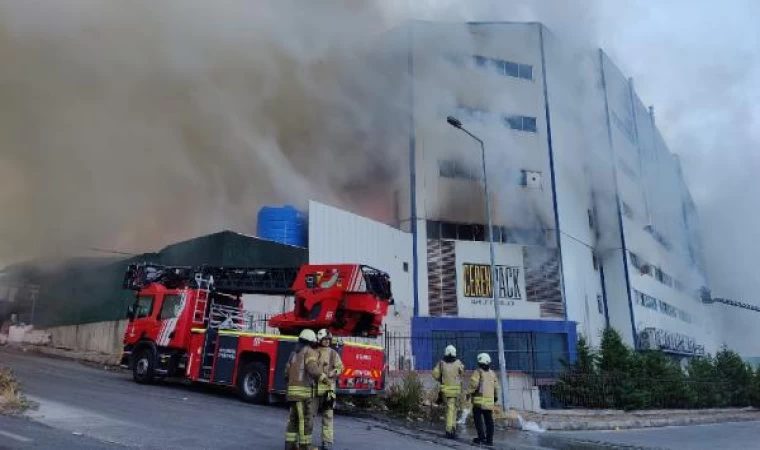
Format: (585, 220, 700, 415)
(446, 115, 462, 129)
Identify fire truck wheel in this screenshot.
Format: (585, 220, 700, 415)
(238, 362, 268, 404)
(132, 348, 156, 384)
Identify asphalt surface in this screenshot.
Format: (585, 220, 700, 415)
(0, 347, 493, 450)
(551, 421, 760, 450)
(4, 347, 760, 450)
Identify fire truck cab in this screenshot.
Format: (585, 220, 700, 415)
(120, 263, 391, 403)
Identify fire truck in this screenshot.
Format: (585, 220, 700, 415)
(120, 263, 392, 403)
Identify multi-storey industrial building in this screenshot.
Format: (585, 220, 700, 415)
(307, 21, 714, 369)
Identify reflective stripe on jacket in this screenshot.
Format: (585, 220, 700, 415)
(469, 368, 499, 410)
(317, 346, 343, 395)
(432, 359, 464, 398)
(285, 345, 324, 401)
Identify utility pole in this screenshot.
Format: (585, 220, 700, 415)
(447, 116, 510, 410)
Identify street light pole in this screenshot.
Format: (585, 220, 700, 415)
(446, 116, 510, 410)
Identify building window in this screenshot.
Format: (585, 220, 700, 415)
(628, 251, 641, 270)
(438, 159, 480, 181)
(587, 209, 595, 230)
(504, 115, 538, 133)
(403, 262, 409, 273)
(597, 293, 604, 315)
(472, 54, 533, 80)
(621, 202, 634, 219)
(592, 252, 599, 271)
(426, 220, 545, 246)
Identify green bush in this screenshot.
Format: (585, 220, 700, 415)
(549, 328, 760, 411)
(385, 371, 426, 416)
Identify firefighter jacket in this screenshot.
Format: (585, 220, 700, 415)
(316, 346, 344, 396)
(284, 344, 326, 401)
(432, 358, 465, 398)
(469, 367, 499, 410)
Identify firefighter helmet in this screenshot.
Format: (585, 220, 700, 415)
(299, 329, 318, 343)
(317, 329, 332, 342)
(444, 345, 457, 358)
(477, 353, 492, 365)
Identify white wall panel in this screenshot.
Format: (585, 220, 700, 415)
(308, 201, 413, 333)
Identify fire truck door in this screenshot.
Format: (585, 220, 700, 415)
(212, 334, 239, 384)
(155, 293, 185, 347)
(132, 294, 160, 342)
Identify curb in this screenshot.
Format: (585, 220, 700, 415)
(528, 411, 760, 431)
(1, 344, 123, 371)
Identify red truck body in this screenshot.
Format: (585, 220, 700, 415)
(120, 263, 390, 403)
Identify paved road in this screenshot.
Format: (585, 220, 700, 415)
(551, 421, 760, 450)
(0, 348, 479, 450)
(5, 347, 759, 450)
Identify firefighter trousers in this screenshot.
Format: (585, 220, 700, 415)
(317, 396, 335, 444)
(285, 399, 316, 449)
(473, 406, 494, 443)
(444, 396, 458, 434)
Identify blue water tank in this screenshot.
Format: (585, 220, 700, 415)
(257, 205, 307, 247)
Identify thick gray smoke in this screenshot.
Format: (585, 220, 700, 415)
(0, 0, 598, 265)
(597, 0, 760, 355)
(0, 0, 406, 263)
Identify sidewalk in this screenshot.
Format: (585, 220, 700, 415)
(519, 407, 760, 431)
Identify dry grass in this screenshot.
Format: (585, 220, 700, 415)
(0, 366, 32, 414)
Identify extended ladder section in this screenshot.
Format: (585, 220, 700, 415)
(123, 263, 298, 295)
(700, 286, 760, 313)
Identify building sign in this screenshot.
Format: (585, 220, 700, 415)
(639, 327, 705, 356)
(454, 241, 539, 319)
(462, 263, 522, 300)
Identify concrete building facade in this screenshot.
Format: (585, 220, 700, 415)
(351, 20, 717, 367)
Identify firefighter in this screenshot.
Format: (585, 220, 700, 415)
(469, 353, 499, 447)
(284, 329, 328, 450)
(432, 344, 465, 439)
(315, 329, 343, 450)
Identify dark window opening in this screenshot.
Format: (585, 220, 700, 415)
(592, 252, 599, 271)
(403, 262, 409, 273)
(441, 222, 458, 240)
(458, 224, 475, 240)
(427, 220, 441, 239)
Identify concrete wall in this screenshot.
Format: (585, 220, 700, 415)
(49, 319, 126, 356)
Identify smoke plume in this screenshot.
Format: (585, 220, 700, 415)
(0, 0, 603, 265)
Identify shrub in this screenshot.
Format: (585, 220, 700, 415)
(715, 347, 754, 407)
(0, 367, 32, 414)
(385, 371, 425, 416)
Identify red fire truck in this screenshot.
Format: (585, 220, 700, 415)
(120, 263, 392, 403)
